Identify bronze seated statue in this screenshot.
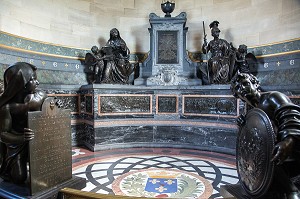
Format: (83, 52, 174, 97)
(201, 21, 257, 85)
(85, 28, 135, 84)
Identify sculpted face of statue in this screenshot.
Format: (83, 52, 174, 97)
(211, 28, 220, 39)
(110, 28, 120, 39)
(231, 73, 260, 106)
(24, 74, 39, 94)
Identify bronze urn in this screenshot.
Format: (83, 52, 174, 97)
(161, 1, 175, 17)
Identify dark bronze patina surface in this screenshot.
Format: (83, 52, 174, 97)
(84, 28, 134, 84)
(28, 97, 72, 195)
(230, 73, 300, 198)
(161, 1, 175, 17)
(237, 108, 275, 198)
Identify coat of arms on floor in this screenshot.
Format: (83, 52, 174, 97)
(112, 168, 213, 198)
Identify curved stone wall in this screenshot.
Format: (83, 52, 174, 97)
(1, 0, 300, 52)
(0, 31, 299, 155)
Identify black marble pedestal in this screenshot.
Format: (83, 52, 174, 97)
(220, 183, 292, 199)
(0, 176, 86, 199)
(220, 184, 249, 199)
(79, 84, 240, 154)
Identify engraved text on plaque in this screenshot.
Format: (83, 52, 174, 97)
(157, 31, 178, 64)
(28, 98, 72, 195)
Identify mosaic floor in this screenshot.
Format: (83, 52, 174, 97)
(72, 147, 239, 199)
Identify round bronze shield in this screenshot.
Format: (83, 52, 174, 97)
(236, 108, 275, 198)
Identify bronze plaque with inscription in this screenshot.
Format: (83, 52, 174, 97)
(28, 98, 72, 195)
(157, 31, 178, 64)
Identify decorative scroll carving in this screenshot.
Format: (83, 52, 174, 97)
(215, 99, 235, 114)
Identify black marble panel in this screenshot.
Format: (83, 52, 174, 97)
(85, 95, 93, 114)
(79, 95, 85, 113)
(94, 126, 154, 144)
(99, 95, 151, 114)
(48, 95, 80, 113)
(256, 68, 300, 87)
(81, 125, 95, 146)
(89, 124, 237, 154)
(183, 96, 237, 115)
(71, 124, 86, 146)
(157, 96, 177, 113)
(157, 31, 178, 64)
(154, 126, 237, 150)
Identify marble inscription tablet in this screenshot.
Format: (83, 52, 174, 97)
(157, 96, 177, 113)
(183, 96, 237, 116)
(99, 95, 152, 115)
(157, 31, 178, 64)
(28, 98, 72, 195)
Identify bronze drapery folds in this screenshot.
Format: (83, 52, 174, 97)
(202, 21, 257, 84)
(85, 28, 134, 84)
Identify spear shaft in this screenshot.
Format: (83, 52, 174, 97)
(202, 21, 210, 84)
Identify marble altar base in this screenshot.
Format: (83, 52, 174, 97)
(79, 84, 240, 154)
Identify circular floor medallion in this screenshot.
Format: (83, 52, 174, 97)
(112, 168, 213, 198)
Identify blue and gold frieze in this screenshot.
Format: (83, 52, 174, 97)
(0, 31, 147, 62)
(0, 47, 84, 72)
(249, 39, 300, 57)
(1, 31, 299, 62)
(0, 45, 88, 85)
(0, 31, 89, 59)
(255, 53, 300, 72)
(37, 69, 86, 85)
